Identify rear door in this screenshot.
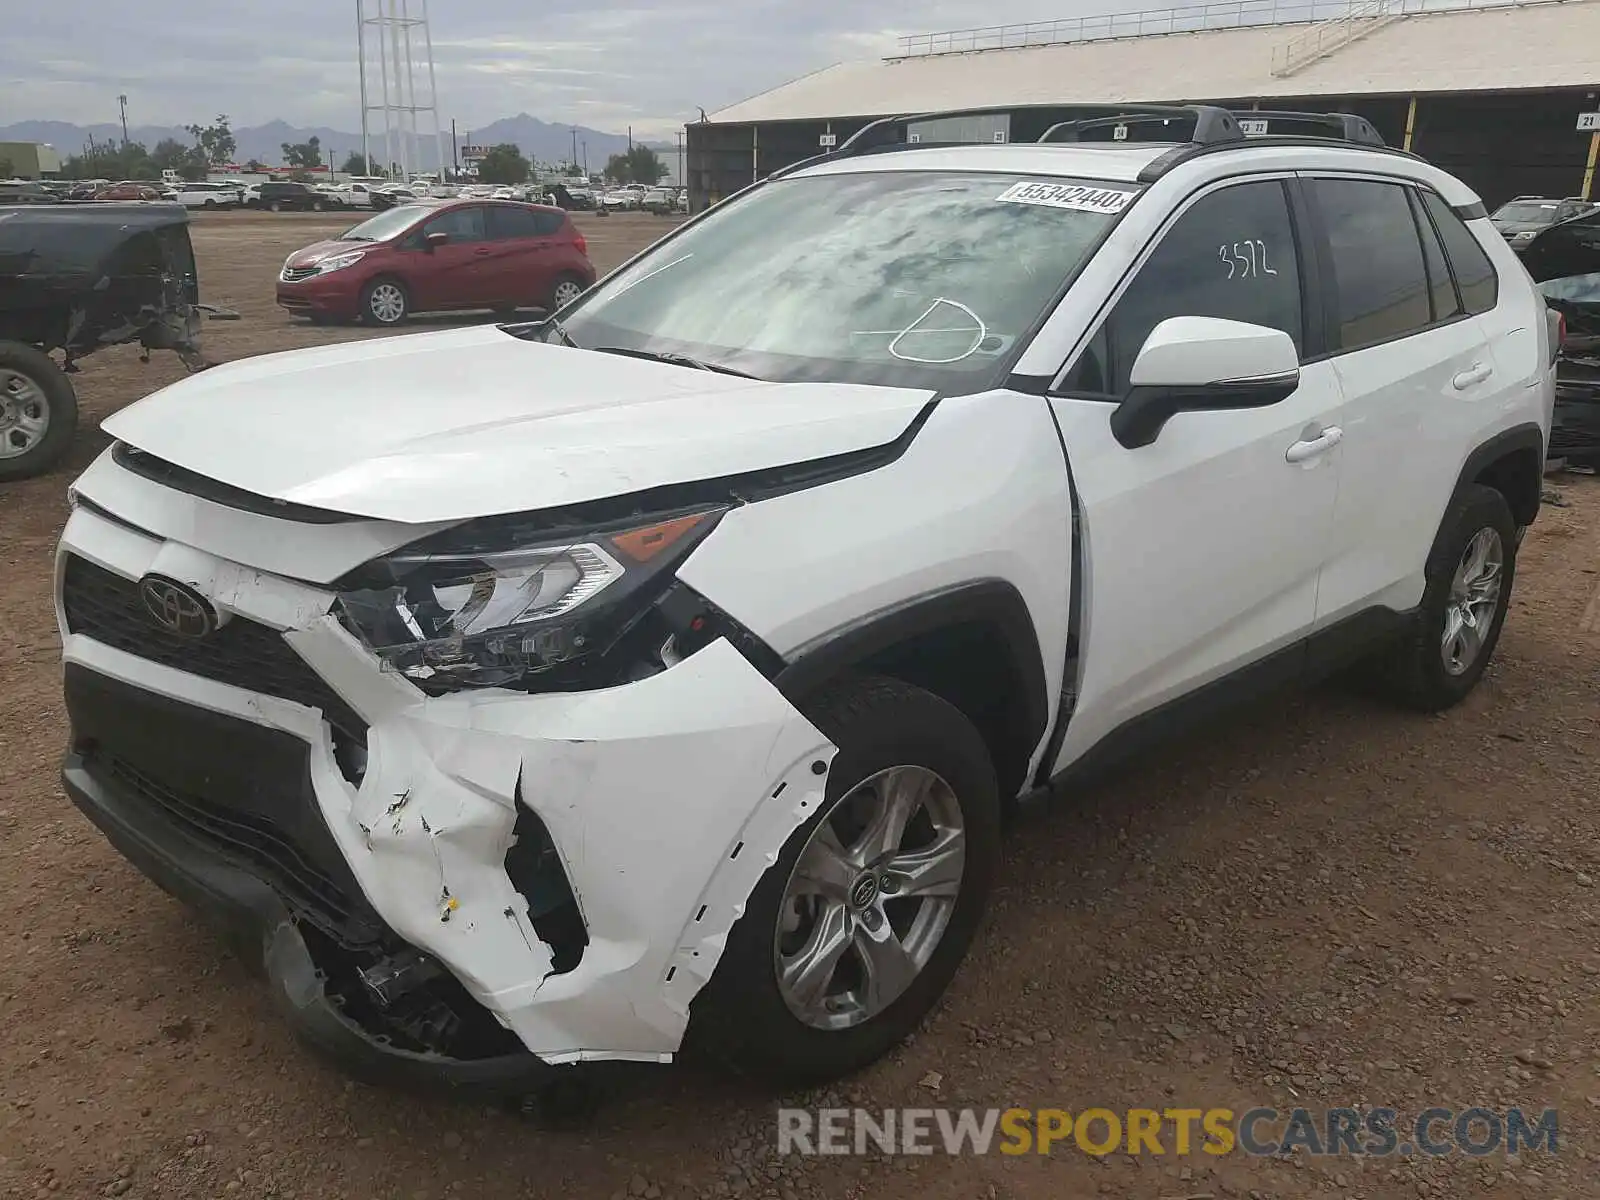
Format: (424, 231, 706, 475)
(484, 204, 562, 306)
(1047, 176, 1343, 767)
(1300, 175, 1500, 630)
(414, 205, 492, 310)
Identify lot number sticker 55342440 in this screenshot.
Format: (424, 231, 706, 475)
(995, 181, 1135, 214)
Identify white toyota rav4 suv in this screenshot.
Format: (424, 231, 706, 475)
(56, 106, 1555, 1096)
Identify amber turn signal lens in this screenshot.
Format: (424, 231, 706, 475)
(609, 512, 713, 563)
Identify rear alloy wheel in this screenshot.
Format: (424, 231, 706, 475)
(362, 278, 409, 326)
(1375, 483, 1517, 711)
(0, 343, 79, 482)
(549, 276, 585, 311)
(691, 676, 1000, 1084)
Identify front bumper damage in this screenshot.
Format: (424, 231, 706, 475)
(57, 503, 835, 1088)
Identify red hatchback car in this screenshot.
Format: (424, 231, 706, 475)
(275, 199, 596, 326)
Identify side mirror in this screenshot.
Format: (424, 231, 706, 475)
(426, 231, 450, 250)
(1111, 316, 1301, 450)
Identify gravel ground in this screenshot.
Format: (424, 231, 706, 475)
(1, 210, 1597, 1200)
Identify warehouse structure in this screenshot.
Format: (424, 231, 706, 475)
(686, 0, 1600, 211)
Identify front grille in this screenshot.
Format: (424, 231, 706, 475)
(280, 265, 318, 283)
(62, 555, 367, 738)
(98, 750, 381, 946)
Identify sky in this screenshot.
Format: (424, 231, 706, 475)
(0, 0, 1150, 138)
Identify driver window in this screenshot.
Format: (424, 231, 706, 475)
(425, 206, 489, 243)
(1065, 180, 1303, 396)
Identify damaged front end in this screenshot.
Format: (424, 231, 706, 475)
(0, 202, 235, 374)
(56, 487, 833, 1093)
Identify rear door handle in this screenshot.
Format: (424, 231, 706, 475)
(1452, 362, 1493, 390)
(473, 247, 493, 256)
(1285, 425, 1343, 464)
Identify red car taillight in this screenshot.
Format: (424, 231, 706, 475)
(573, 231, 588, 256)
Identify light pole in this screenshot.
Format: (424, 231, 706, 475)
(118, 94, 129, 147)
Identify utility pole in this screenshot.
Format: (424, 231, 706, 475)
(582, 139, 587, 176)
(571, 126, 578, 173)
(628, 125, 633, 152)
(118, 94, 129, 146)
(450, 118, 458, 177)
(676, 129, 684, 187)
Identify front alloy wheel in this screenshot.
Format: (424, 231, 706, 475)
(776, 766, 965, 1030)
(364, 280, 408, 325)
(691, 675, 999, 1085)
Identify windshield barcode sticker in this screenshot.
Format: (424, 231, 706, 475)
(995, 181, 1135, 213)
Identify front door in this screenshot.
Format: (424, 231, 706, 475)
(413, 205, 492, 310)
(1047, 176, 1342, 767)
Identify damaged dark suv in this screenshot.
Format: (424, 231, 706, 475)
(0, 202, 231, 481)
(1522, 208, 1600, 466)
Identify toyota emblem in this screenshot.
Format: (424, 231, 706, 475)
(138, 575, 218, 639)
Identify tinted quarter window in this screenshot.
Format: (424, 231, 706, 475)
(1311, 178, 1432, 351)
(1408, 188, 1461, 322)
(1085, 180, 1302, 395)
(427, 206, 488, 241)
(1421, 190, 1499, 315)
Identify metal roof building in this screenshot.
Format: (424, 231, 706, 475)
(686, 0, 1600, 209)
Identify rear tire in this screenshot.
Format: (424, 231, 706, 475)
(268, 201, 283, 213)
(689, 676, 1000, 1085)
(361, 277, 410, 326)
(0, 342, 79, 482)
(547, 274, 586, 312)
(1375, 483, 1517, 712)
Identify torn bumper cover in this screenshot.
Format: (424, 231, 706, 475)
(58, 508, 834, 1088)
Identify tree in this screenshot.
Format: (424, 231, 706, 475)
(244, 158, 267, 173)
(603, 145, 666, 185)
(61, 136, 156, 181)
(152, 137, 207, 181)
(475, 143, 529, 186)
(281, 136, 323, 169)
(185, 115, 236, 166)
(341, 151, 378, 176)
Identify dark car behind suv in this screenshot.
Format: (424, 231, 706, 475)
(1491, 195, 1595, 252)
(249, 181, 342, 213)
(1523, 209, 1600, 466)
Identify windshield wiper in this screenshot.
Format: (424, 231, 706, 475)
(544, 315, 580, 348)
(591, 346, 759, 379)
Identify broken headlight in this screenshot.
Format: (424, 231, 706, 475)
(335, 507, 725, 690)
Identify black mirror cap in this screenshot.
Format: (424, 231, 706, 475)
(1111, 375, 1300, 450)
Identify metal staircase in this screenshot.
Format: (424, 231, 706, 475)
(1269, 0, 1406, 76)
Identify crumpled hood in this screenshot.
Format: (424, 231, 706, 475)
(102, 325, 934, 524)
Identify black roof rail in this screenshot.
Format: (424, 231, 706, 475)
(1038, 105, 1244, 145)
(1229, 110, 1385, 146)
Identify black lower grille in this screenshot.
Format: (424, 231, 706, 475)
(65, 663, 386, 949)
(61, 555, 366, 738)
(100, 751, 379, 945)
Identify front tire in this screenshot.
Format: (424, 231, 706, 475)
(548, 274, 586, 312)
(361, 277, 409, 326)
(0, 342, 79, 482)
(1378, 483, 1517, 711)
(690, 676, 1000, 1085)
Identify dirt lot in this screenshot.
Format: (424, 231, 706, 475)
(2, 209, 1599, 1200)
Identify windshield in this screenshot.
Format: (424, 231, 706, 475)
(1494, 202, 1556, 223)
(555, 170, 1130, 394)
(338, 205, 430, 241)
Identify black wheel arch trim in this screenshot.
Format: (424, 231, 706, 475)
(1450, 422, 1546, 529)
(772, 579, 1051, 773)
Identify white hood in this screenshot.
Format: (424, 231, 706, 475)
(103, 326, 934, 524)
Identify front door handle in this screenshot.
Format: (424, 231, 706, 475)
(1285, 425, 1343, 464)
(1452, 362, 1493, 390)
(473, 247, 493, 256)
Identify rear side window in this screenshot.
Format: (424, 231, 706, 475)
(489, 206, 564, 239)
(1072, 179, 1303, 395)
(1420, 191, 1499, 315)
(1309, 178, 1432, 352)
(1407, 189, 1461, 323)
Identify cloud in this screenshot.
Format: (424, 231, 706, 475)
(1, 0, 1151, 136)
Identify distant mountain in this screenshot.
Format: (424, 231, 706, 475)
(0, 114, 677, 173)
